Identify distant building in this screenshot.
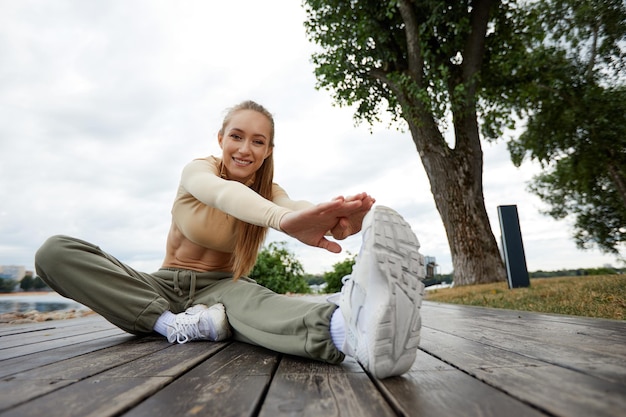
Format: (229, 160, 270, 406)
(309, 282, 328, 294)
(0, 265, 26, 281)
(424, 256, 438, 279)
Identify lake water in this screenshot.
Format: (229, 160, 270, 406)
(0, 293, 86, 314)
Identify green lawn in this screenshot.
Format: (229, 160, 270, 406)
(425, 275, 625, 320)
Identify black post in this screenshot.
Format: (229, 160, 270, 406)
(497, 205, 530, 288)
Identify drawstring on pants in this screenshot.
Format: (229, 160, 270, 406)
(173, 270, 183, 296)
(186, 272, 197, 309)
(172, 269, 198, 309)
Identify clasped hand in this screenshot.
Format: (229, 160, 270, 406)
(279, 192, 375, 253)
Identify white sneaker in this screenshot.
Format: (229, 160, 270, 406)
(338, 206, 425, 379)
(167, 303, 232, 344)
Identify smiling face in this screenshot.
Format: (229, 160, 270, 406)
(217, 109, 273, 183)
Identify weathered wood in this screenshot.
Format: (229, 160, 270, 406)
(0, 302, 624, 417)
(259, 355, 397, 417)
(421, 302, 626, 384)
(0, 332, 135, 378)
(0, 327, 128, 360)
(4, 340, 227, 417)
(420, 305, 626, 417)
(0, 337, 171, 411)
(0, 324, 56, 337)
(0, 315, 110, 336)
(0, 316, 123, 349)
(423, 302, 626, 344)
(421, 332, 626, 417)
(377, 350, 547, 417)
(0, 315, 97, 338)
(123, 342, 279, 417)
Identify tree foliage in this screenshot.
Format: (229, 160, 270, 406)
(19, 275, 34, 292)
(323, 253, 356, 294)
(20, 274, 49, 292)
(0, 278, 17, 293)
(249, 241, 311, 294)
(303, 0, 545, 138)
(304, 0, 533, 285)
(303, 0, 626, 282)
(507, 0, 626, 256)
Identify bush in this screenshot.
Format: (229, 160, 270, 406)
(249, 241, 310, 294)
(324, 254, 356, 294)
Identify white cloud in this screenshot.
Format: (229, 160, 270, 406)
(0, 0, 621, 279)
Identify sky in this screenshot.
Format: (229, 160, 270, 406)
(0, 0, 622, 278)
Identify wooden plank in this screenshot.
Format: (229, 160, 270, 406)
(421, 302, 626, 383)
(0, 315, 133, 377)
(0, 327, 128, 360)
(0, 337, 171, 412)
(420, 327, 626, 417)
(259, 355, 397, 417)
(376, 350, 548, 417)
(0, 333, 136, 378)
(469, 363, 625, 417)
(0, 315, 106, 336)
(123, 342, 279, 417)
(0, 318, 125, 350)
(0, 324, 56, 337)
(0, 304, 622, 417)
(2, 340, 227, 417)
(423, 302, 626, 349)
(3, 376, 171, 417)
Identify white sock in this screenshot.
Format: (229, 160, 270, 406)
(330, 307, 346, 352)
(153, 310, 176, 337)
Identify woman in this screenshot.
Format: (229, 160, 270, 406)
(35, 100, 425, 379)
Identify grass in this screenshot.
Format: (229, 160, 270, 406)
(425, 275, 626, 320)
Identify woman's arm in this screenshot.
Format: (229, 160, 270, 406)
(180, 158, 374, 251)
(271, 184, 315, 211)
(181, 159, 291, 230)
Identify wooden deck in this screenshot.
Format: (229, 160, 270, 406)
(0, 301, 624, 417)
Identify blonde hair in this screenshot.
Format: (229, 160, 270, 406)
(219, 100, 275, 280)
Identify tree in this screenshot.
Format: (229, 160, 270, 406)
(249, 241, 311, 294)
(303, 0, 546, 285)
(0, 278, 17, 293)
(507, 0, 626, 256)
(323, 253, 356, 293)
(32, 275, 50, 291)
(20, 274, 34, 292)
(305, 274, 326, 286)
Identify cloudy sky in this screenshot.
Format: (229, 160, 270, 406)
(0, 0, 621, 278)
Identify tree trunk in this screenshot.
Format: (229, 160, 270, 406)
(406, 119, 507, 286)
(607, 161, 626, 210)
(380, 0, 506, 285)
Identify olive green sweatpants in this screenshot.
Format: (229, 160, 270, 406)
(35, 235, 344, 364)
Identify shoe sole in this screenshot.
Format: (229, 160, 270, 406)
(358, 206, 425, 378)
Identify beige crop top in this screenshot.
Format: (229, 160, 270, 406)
(171, 156, 312, 254)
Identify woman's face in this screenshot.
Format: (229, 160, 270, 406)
(218, 109, 273, 183)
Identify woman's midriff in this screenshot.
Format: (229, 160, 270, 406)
(162, 223, 233, 272)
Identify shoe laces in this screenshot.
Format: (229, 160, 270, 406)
(169, 314, 202, 344)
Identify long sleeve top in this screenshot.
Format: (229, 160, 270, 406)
(171, 156, 312, 254)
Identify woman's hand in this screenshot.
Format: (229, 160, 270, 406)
(330, 193, 375, 240)
(279, 198, 367, 253)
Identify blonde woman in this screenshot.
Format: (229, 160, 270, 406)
(35, 100, 425, 379)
